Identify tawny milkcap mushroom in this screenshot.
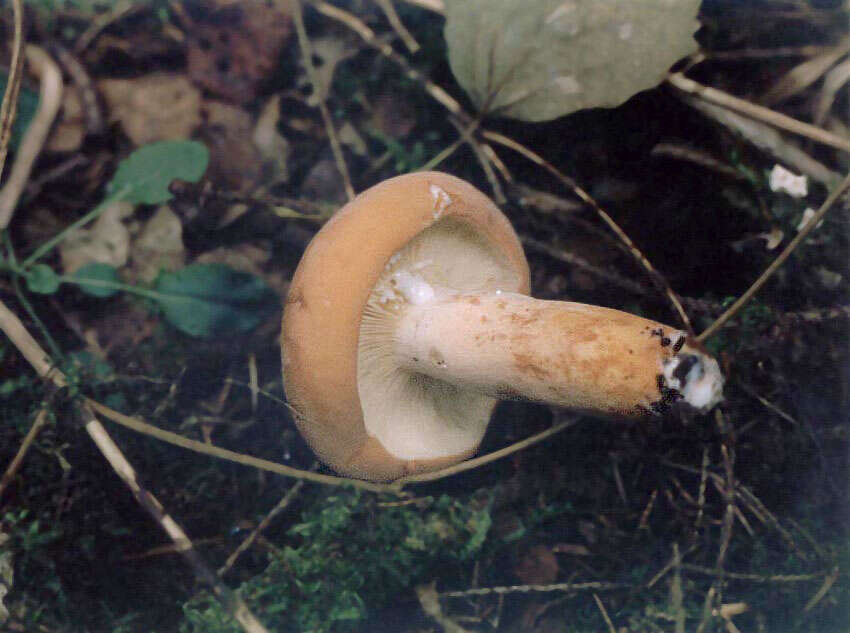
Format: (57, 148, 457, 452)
(282, 172, 723, 481)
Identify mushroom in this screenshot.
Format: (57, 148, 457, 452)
(282, 172, 723, 481)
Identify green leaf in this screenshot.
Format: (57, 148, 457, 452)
(153, 263, 278, 337)
(25, 264, 61, 294)
(0, 73, 39, 150)
(72, 263, 120, 298)
(444, 0, 700, 122)
(108, 140, 209, 204)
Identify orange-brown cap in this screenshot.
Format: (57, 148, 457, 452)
(281, 172, 530, 481)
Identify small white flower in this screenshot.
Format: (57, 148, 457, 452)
(796, 208, 823, 232)
(769, 165, 808, 198)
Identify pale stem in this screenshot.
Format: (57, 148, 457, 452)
(394, 292, 707, 416)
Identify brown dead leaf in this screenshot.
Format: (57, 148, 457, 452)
(99, 74, 202, 146)
(60, 201, 134, 274)
(199, 101, 262, 193)
(185, 1, 292, 104)
(129, 205, 186, 283)
(514, 545, 559, 585)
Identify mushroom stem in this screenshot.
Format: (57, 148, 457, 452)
(395, 292, 723, 416)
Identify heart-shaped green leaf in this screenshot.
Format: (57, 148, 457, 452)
(153, 263, 278, 337)
(108, 140, 209, 204)
(444, 0, 700, 122)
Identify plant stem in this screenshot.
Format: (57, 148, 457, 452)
(22, 186, 131, 268)
(697, 171, 850, 342)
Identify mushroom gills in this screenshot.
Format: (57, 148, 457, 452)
(357, 218, 523, 461)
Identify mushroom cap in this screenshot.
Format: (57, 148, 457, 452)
(282, 172, 529, 481)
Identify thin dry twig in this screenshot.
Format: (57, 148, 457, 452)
(481, 129, 694, 333)
(441, 580, 626, 598)
(803, 566, 839, 612)
(593, 593, 617, 633)
(0, 46, 64, 229)
(0, 405, 52, 499)
(668, 72, 850, 153)
(697, 172, 850, 342)
(682, 564, 826, 584)
(398, 0, 444, 12)
(87, 395, 580, 493)
(218, 476, 308, 577)
(310, 1, 464, 116)
(289, 0, 355, 201)
(390, 418, 578, 488)
(73, 0, 137, 54)
(0, 0, 25, 178)
(374, 0, 419, 52)
(0, 300, 268, 633)
(80, 405, 269, 633)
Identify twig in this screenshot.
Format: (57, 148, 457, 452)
(446, 116, 505, 203)
(310, 1, 465, 116)
(0, 299, 268, 633)
(671, 543, 686, 633)
(0, 46, 64, 229)
(697, 172, 850, 342)
(390, 418, 577, 488)
(374, 0, 419, 52)
(80, 405, 269, 633)
(593, 593, 617, 633)
(290, 0, 355, 201)
(73, 0, 137, 54)
(218, 477, 307, 577)
(398, 0, 444, 12)
(51, 44, 105, 135)
(803, 566, 839, 612)
(483, 129, 693, 333)
(0, 405, 52, 499)
(522, 237, 652, 298)
(0, 0, 25, 177)
(85, 398, 392, 493)
(646, 543, 698, 589)
(737, 381, 799, 427)
(441, 581, 626, 598)
(680, 94, 840, 187)
(682, 564, 826, 584)
(667, 72, 850, 153)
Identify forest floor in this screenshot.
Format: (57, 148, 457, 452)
(0, 1, 848, 632)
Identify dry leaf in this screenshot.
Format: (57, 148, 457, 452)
(514, 545, 559, 585)
(186, 0, 292, 104)
(99, 74, 202, 146)
(130, 205, 186, 283)
(199, 101, 262, 193)
(60, 201, 134, 274)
